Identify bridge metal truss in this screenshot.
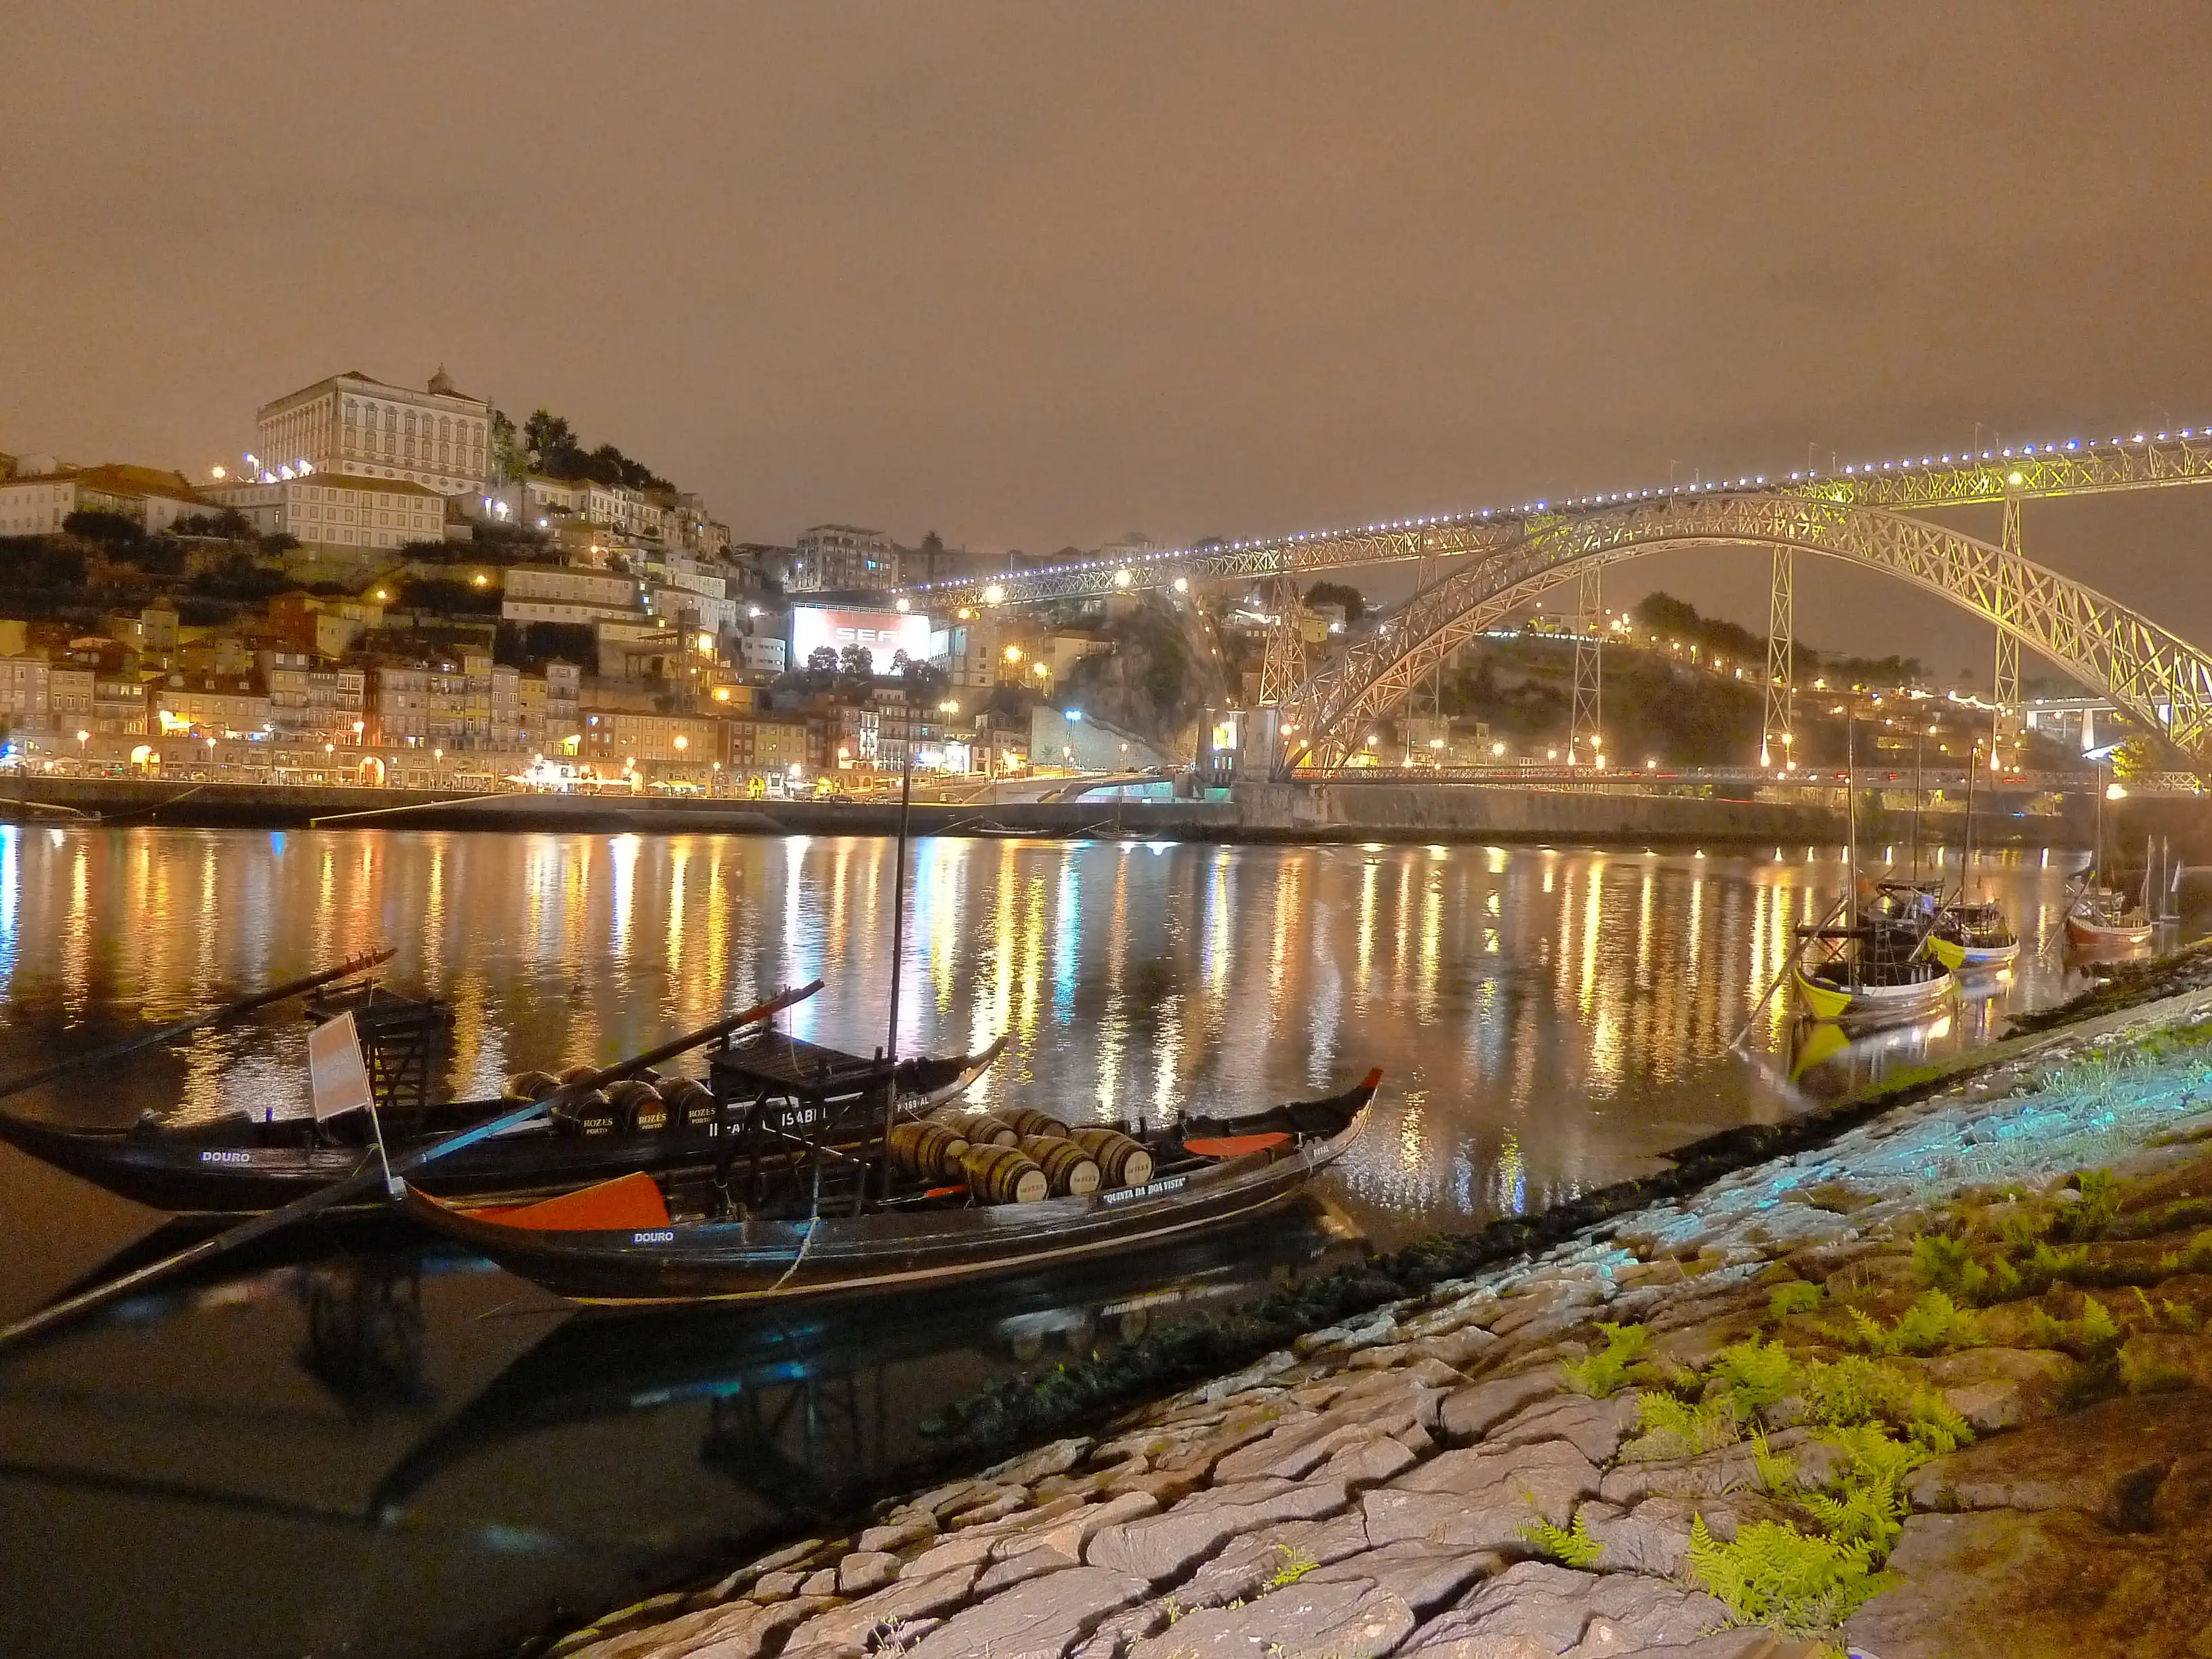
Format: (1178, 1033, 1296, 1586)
(1275, 494, 2212, 775)
(898, 432, 2212, 607)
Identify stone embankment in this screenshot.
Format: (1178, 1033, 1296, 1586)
(548, 989, 2212, 1659)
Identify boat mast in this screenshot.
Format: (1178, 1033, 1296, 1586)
(1908, 728, 1923, 886)
(880, 746, 917, 1198)
(1963, 737, 1978, 903)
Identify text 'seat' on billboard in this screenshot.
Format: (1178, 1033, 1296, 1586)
(790, 605, 932, 668)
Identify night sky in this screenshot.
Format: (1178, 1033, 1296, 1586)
(5, 2, 2210, 676)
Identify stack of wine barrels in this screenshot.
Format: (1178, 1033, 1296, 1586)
(1000, 1106, 1070, 1139)
(890, 1120, 971, 1181)
(928, 1107, 1020, 1147)
(506, 1068, 721, 1134)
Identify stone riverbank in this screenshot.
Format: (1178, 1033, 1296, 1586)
(539, 980, 2212, 1659)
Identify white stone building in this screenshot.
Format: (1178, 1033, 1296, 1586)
(251, 367, 490, 498)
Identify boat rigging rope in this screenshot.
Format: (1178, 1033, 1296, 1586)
(767, 1160, 827, 1294)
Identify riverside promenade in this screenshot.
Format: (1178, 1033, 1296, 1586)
(541, 955, 2212, 1659)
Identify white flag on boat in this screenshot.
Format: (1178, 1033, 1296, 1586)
(308, 1012, 377, 1122)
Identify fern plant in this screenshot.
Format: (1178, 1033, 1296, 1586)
(1624, 1390, 1740, 1459)
(1911, 1233, 1989, 1303)
(1561, 1322, 1652, 1398)
(1520, 1509, 1605, 1569)
(1687, 1517, 1891, 1634)
(1711, 1338, 1799, 1414)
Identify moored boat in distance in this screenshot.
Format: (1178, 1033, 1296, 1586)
(1790, 918, 1956, 1028)
(2066, 885, 2154, 951)
(399, 1070, 1382, 1308)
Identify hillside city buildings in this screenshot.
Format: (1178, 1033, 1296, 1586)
(0, 366, 1217, 794)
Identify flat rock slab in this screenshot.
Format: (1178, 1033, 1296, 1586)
(1488, 1390, 1642, 1465)
(1085, 1478, 1351, 1582)
(1906, 1389, 2212, 1530)
(1440, 1364, 1570, 1442)
(783, 1565, 980, 1654)
(1124, 1572, 1418, 1659)
(1845, 1506, 2212, 1658)
(905, 1565, 1151, 1659)
(1403, 1561, 1727, 1656)
(1366, 1441, 1601, 1552)
(1919, 1345, 2076, 1433)
(684, 1596, 839, 1659)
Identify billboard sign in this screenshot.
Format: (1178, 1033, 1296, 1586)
(791, 605, 931, 668)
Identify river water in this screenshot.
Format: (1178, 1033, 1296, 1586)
(0, 825, 2153, 1658)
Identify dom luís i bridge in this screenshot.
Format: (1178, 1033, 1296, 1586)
(898, 426, 2212, 806)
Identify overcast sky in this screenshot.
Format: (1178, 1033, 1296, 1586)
(5, 1, 2209, 675)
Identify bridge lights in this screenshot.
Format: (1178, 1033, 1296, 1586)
(1173, 577, 1189, 594)
(983, 584, 1006, 605)
(1113, 569, 1132, 588)
(2008, 471, 2025, 487)
(1492, 741, 1506, 758)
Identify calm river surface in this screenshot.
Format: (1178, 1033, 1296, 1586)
(0, 825, 2150, 1658)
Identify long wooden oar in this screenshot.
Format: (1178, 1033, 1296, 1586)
(1728, 888, 1851, 1054)
(0, 979, 824, 1354)
(0, 945, 397, 1110)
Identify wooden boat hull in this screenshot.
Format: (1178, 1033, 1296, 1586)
(403, 1103, 1374, 1308)
(2066, 914, 2153, 950)
(1791, 963, 1954, 1029)
(1925, 935, 2020, 972)
(0, 1038, 1007, 1217)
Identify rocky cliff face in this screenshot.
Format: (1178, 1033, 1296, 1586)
(1063, 600, 1227, 763)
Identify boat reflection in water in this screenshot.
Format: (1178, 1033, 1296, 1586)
(0, 1200, 1350, 1659)
(1789, 1009, 1959, 1090)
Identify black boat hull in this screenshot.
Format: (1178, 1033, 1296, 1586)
(0, 1042, 1007, 1216)
(403, 1099, 1374, 1307)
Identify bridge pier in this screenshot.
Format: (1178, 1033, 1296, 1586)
(1763, 547, 1794, 769)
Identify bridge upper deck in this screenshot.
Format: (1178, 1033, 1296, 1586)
(902, 428, 2212, 606)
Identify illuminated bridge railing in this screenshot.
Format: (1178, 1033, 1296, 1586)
(900, 430, 2212, 605)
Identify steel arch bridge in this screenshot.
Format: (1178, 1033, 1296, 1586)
(1275, 493, 2212, 775)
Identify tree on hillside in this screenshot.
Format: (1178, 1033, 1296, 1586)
(63, 509, 142, 545)
(1305, 580, 1367, 621)
(489, 409, 529, 486)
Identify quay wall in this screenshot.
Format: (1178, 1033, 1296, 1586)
(0, 775, 2110, 848)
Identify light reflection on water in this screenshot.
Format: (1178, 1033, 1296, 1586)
(0, 825, 2127, 1250)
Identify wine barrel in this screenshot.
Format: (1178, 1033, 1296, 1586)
(890, 1121, 971, 1181)
(960, 1144, 1050, 1204)
(660, 1078, 716, 1129)
(1001, 1105, 1071, 1140)
(505, 1069, 560, 1102)
(1069, 1126, 1153, 1187)
(558, 1063, 599, 1086)
(605, 1079, 666, 1132)
(1019, 1134, 1100, 1197)
(556, 1089, 616, 1136)
(933, 1109, 1020, 1148)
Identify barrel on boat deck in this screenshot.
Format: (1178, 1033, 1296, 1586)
(505, 1069, 560, 1102)
(1069, 1126, 1153, 1187)
(661, 1078, 717, 1130)
(934, 1109, 1020, 1147)
(558, 1063, 599, 1086)
(1001, 1105, 1071, 1140)
(1019, 1134, 1100, 1196)
(892, 1120, 972, 1181)
(960, 1144, 1050, 1204)
(558, 1089, 616, 1136)
(605, 1079, 666, 1132)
